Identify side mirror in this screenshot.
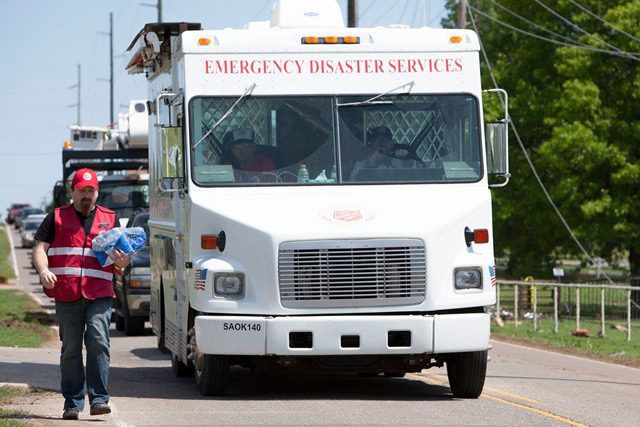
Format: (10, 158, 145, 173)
(486, 121, 508, 175)
(483, 88, 510, 188)
(53, 181, 67, 207)
(159, 126, 184, 194)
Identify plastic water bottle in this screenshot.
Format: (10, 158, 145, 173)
(330, 164, 337, 181)
(297, 164, 310, 183)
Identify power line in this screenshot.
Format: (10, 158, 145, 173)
(371, 0, 402, 26)
(410, 0, 420, 28)
(398, 0, 411, 25)
(467, 6, 621, 288)
(359, 0, 379, 21)
(532, 0, 640, 60)
(428, 6, 447, 27)
(468, 5, 640, 62)
(251, 0, 272, 22)
(569, 0, 640, 45)
(0, 152, 59, 156)
(489, 0, 592, 49)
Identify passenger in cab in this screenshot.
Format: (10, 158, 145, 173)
(349, 126, 420, 181)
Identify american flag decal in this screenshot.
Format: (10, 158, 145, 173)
(488, 265, 496, 287)
(194, 269, 207, 291)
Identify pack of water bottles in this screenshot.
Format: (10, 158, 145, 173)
(91, 227, 147, 267)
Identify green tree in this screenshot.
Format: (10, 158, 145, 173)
(444, 0, 640, 279)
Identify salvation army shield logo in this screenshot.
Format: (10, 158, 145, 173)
(319, 208, 376, 223)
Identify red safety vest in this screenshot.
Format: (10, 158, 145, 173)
(45, 204, 116, 302)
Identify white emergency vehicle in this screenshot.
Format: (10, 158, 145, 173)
(126, 0, 509, 397)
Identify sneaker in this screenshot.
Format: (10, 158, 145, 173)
(90, 402, 111, 416)
(62, 408, 79, 420)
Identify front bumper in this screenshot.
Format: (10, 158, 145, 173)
(126, 292, 150, 317)
(195, 313, 489, 356)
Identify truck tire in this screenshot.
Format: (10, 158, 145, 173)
(114, 312, 125, 331)
(121, 293, 145, 336)
(446, 350, 487, 398)
(196, 354, 228, 396)
(172, 354, 194, 377)
(124, 311, 145, 336)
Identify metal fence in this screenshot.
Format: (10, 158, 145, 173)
(494, 280, 640, 341)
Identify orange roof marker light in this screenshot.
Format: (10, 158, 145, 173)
(449, 35, 463, 44)
(301, 36, 360, 45)
(198, 37, 211, 46)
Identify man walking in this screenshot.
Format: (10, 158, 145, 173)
(33, 168, 130, 420)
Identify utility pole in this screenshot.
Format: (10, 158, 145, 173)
(141, 0, 162, 22)
(100, 14, 114, 125)
(348, 0, 358, 28)
(67, 64, 81, 125)
(109, 12, 114, 125)
(76, 65, 81, 125)
(456, 0, 468, 29)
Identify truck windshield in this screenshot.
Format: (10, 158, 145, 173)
(189, 94, 481, 186)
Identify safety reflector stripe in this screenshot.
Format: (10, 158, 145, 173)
(47, 247, 97, 258)
(49, 267, 112, 281)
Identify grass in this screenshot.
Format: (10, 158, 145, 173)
(492, 317, 640, 367)
(0, 386, 30, 426)
(0, 226, 15, 281)
(0, 290, 56, 348)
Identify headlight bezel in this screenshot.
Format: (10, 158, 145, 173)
(454, 267, 483, 290)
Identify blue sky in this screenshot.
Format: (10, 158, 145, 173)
(0, 0, 446, 214)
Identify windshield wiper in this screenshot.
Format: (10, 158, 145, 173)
(192, 83, 257, 150)
(336, 81, 415, 108)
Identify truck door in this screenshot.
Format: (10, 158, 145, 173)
(155, 93, 188, 358)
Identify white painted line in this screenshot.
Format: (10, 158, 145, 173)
(4, 222, 19, 279)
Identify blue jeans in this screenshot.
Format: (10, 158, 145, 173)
(55, 298, 112, 411)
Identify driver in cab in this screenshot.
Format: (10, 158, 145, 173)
(226, 128, 276, 183)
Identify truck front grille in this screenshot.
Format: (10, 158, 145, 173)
(278, 239, 426, 308)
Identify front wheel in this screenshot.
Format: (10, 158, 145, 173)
(446, 350, 487, 398)
(172, 353, 194, 377)
(195, 354, 229, 396)
(114, 312, 124, 331)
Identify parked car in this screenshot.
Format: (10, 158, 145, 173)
(6, 203, 30, 224)
(20, 214, 47, 248)
(113, 212, 150, 335)
(15, 207, 44, 229)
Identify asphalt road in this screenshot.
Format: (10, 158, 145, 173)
(2, 225, 639, 426)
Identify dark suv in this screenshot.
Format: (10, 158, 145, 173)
(113, 212, 150, 335)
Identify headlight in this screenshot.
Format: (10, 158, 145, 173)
(214, 273, 245, 296)
(454, 268, 482, 289)
(129, 267, 151, 288)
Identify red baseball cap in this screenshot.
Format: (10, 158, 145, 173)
(72, 168, 99, 190)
